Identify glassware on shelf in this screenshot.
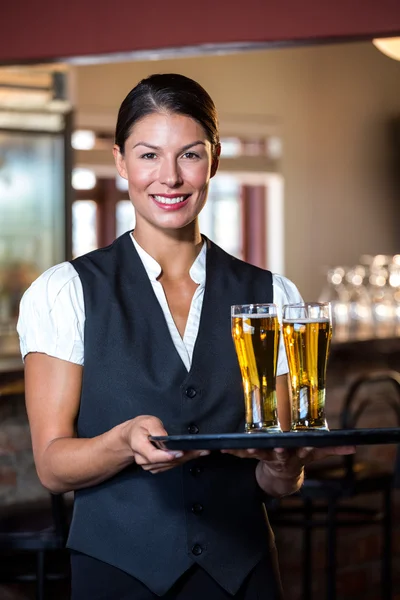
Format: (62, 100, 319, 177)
(368, 265, 396, 339)
(388, 260, 400, 337)
(318, 267, 350, 342)
(320, 254, 400, 343)
(344, 266, 374, 341)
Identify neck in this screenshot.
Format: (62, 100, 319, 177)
(132, 220, 203, 280)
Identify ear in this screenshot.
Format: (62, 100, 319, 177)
(210, 143, 221, 178)
(113, 145, 128, 180)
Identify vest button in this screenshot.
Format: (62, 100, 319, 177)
(191, 544, 203, 556)
(185, 387, 197, 398)
(189, 465, 203, 476)
(191, 503, 203, 515)
(188, 424, 199, 434)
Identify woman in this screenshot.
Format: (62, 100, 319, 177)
(17, 73, 354, 600)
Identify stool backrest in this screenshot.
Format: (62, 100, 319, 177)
(339, 370, 400, 487)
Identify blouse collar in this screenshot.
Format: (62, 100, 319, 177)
(130, 232, 207, 286)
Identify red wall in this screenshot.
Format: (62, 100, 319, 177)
(1, 0, 400, 63)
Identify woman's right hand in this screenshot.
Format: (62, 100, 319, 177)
(25, 354, 208, 492)
(120, 415, 209, 474)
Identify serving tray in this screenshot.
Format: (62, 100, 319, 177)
(150, 427, 400, 451)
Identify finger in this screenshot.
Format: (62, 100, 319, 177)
(297, 447, 314, 460)
(252, 449, 276, 461)
(139, 449, 209, 469)
(135, 448, 183, 466)
(149, 466, 175, 474)
(312, 446, 356, 460)
(178, 450, 210, 461)
(141, 462, 175, 471)
(271, 448, 292, 461)
(332, 446, 356, 455)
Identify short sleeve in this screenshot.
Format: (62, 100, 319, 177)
(16, 262, 85, 365)
(273, 274, 303, 377)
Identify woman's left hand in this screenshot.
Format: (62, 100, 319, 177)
(221, 445, 356, 497)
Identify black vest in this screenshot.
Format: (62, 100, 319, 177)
(68, 232, 280, 597)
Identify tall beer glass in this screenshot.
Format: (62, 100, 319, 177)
(282, 302, 332, 431)
(231, 303, 282, 433)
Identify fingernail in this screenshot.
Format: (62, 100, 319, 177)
(199, 450, 209, 456)
(172, 452, 183, 458)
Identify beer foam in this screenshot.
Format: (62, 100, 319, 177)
(283, 318, 330, 324)
(234, 313, 276, 319)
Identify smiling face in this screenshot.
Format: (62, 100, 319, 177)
(113, 111, 219, 235)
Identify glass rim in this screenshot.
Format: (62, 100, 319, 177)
(231, 302, 277, 309)
(282, 302, 331, 309)
(231, 302, 278, 316)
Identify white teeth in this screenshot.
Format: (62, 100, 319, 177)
(153, 195, 187, 205)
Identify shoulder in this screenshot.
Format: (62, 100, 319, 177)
(17, 262, 85, 364)
(207, 240, 272, 278)
(272, 273, 303, 307)
(72, 233, 129, 270)
(25, 262, 82, 309)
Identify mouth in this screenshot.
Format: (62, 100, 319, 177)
(151, 194, 191, 209)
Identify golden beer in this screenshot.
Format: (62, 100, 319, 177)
(232, 311, 281, 433)
(283, 318, 332, 430)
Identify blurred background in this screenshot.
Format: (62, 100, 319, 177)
(2, 40, 400, 353)
(1, 3, 400, 598)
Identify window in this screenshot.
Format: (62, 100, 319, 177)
(72, 200, 98, 258)
(116, 200, 136, 237)
(199, 175, 242, 258)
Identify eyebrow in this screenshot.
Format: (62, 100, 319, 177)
(132, 140, 206, 151)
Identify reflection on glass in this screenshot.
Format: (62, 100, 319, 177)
(231, 303, 281, 433)
(283, 303, 332, 431)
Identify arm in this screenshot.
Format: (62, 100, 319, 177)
(256, 375, 355, 497)
(25, 353, 206, 494)
(222, 374, 355, 497)
(256, 373, 303, 497)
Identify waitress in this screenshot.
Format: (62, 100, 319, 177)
(17, 73, 354, 600)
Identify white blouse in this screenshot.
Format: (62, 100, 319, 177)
(17, 234, 303, 375)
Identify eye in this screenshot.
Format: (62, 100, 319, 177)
(182, 151, 200, 159)
(140, 152, 157, 159)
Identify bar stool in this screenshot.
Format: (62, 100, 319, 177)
(0, 493, 71, 599)
(269, 370, 400, 600)
(0, 379, 71, 600)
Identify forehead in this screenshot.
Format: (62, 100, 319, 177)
(128, 112, 209, 145)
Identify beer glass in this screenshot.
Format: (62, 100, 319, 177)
(282, 302, 332, 431)
(231, 303, 282, 433)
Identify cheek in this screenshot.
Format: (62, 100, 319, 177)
(127, 166, 155, 189)
(184, 163, 211, 190)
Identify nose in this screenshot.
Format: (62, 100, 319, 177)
(159, 157, 183, 188)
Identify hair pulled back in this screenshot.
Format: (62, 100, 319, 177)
(115, 73, 219, 156)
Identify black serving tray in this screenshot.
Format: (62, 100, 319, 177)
(150, 428, 400, 451)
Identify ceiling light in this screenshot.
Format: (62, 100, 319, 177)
(72, 168, 96, 190)
(71, 130, 96, 150)
(372, 37, 400, 61)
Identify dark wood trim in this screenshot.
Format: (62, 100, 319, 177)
(241, 185, 267, 269)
